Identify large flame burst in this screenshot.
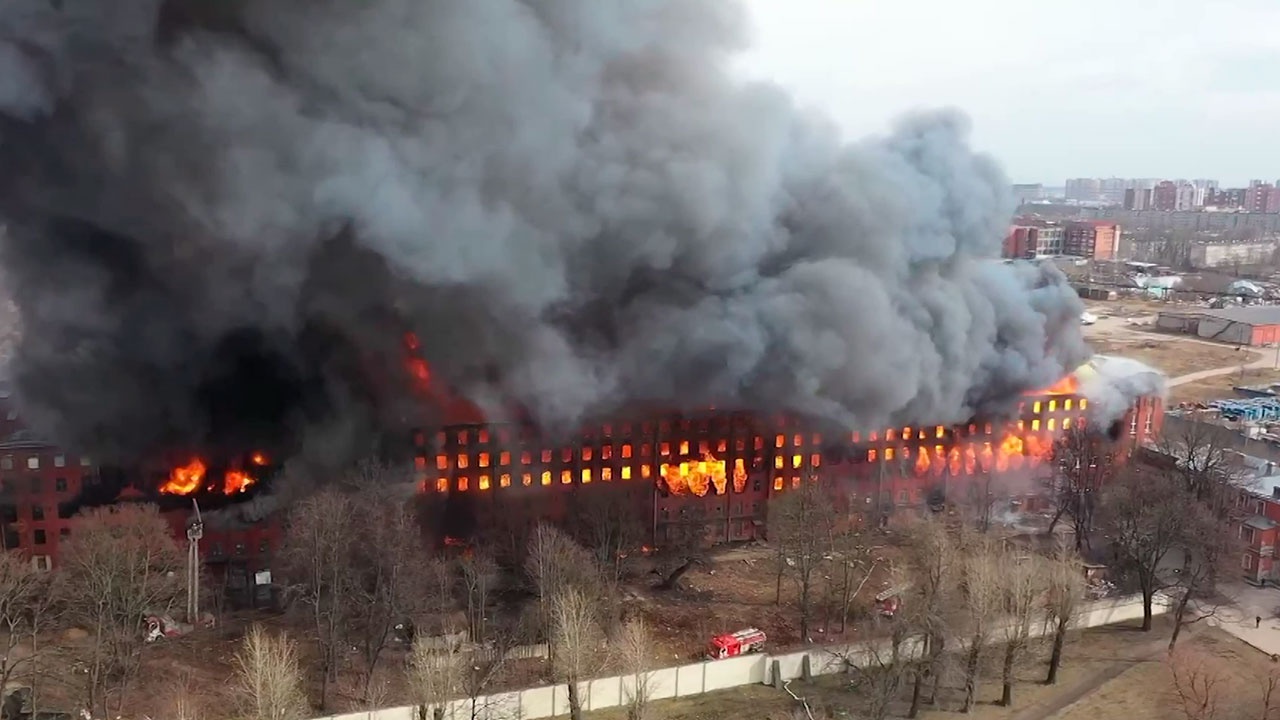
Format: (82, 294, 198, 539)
(159, 452, 268, 497)
(660, 452, 749, 497)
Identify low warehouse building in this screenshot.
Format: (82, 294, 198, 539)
(1156, 306, 1280, 346)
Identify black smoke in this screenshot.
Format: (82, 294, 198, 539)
(0, 0, 1088, 464)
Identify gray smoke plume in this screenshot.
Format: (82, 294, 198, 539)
(0, 0, 1088, 462)
(1079, 355, 1168, 427)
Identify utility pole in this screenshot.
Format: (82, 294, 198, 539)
(186, 499, 203, 623)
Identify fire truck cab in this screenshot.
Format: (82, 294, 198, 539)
(707, 628, 767, 660)
(875, 583, 911, 618)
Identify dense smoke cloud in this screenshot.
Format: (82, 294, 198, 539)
(1080, 355, 1168, 428)
(0, 0, 1088, 461)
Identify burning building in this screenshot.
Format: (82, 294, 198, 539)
(412, 368, 1165, 545)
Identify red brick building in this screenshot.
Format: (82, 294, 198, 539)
(1152, 181, 1179, 212)
(0, 384, 280, 597)
(0, 432, 97, 571)
(1064, 221, 1121, 261)
(414, 376, 1165, 545)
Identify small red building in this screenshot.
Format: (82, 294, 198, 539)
(1236, 467, 1280, 585)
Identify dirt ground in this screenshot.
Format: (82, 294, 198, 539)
(629, 542, 899, 665)
(586, 619, 1278, 720)
(1169, 366, 1280, 405)
(1085, 334, 1250, 380)
(1054, 630, 1280, 720)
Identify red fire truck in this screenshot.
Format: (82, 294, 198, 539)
(875, 583, 910, 618)
(707, 628, 767, 660)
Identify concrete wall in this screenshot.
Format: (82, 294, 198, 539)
(1196, 316, 1254, 345)
(309, 593, 1170, 720)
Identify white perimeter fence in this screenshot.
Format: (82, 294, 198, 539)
(314, 592, 1171, 720)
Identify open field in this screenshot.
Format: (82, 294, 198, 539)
(1085, 334, 1252, 380)
(1080, 304, 1252, 376)
(1169, 366, 1280, 405)
(1054, 630, 1280, 720)
(632, 542, 899, 663)
(586, 619, 1280, 720)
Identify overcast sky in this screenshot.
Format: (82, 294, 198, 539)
(735, 0, 1280, 187)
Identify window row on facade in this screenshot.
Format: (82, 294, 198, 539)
(413, 397, 1086, 451)
(0, 453, 93, 471)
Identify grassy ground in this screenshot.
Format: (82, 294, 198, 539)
(585, 618, 1277, 720)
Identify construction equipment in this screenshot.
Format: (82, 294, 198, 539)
(707, 628, 766, 660)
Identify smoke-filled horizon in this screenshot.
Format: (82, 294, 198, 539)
(0, 0, 1089, 463)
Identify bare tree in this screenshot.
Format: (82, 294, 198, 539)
(567, 489, 646, 583)
(460, 550, 499, 643)
(406, 632, 464, 720)
(280, 488, 355, 709)
(958, 538, 1002, 713)
(771, 480, 838, 642)
(1168, 646, 1226, 720)
(618, 618, 655, 720)
(551, 586, 603, 720)
(232, 625, 309, 720)
(59, 503, 186, 719)
(997, 553, 1046, 706)
(166, 673, 204, 720)
(349, 475, 432, 700)
(654, 504, 711, 591)
(424, 555, 458, 632)
(839, 617, 911, 720)
(1050, 427, 1113, 551)
(826, 526, 877, 634)
(525, 523, 600, 644)
(1100, 469, 1187, 631)
(1044, 554, 1085, 685)
(1167, 503, 1238, 652)
(900, 519, 958, 718)
(460, 620, 526, 720)
(0, 552, 53, 697)
(966, 472, 1002, 534)
(1159, 417, 1244, 519)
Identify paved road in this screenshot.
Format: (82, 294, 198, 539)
(1207, 582, 1280, 656)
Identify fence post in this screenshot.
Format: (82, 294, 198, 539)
(771, 659, 783, 690)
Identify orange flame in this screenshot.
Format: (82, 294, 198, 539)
(912, 430, 1055, 478)
(160, 458, 206, 495)
(250, 451, 268, 466)
(1036, 375, 1079, 396)
(732, 459, 748, 493)
(404, 333, 432, 390)
(223, 470, 254, 495)
(160, 457, 260, 496)
(660, 452, 729, 497)
(914, 448, 931, 475)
